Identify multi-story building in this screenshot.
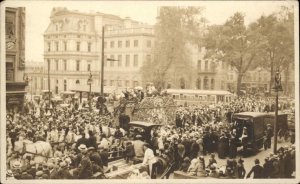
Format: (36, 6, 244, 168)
(25, 61, 44, 96)
(164, 44, 238, 91)
(241, 67, 270, 93)
(5, 7, 27, 111)
(42, 7, 154, 95)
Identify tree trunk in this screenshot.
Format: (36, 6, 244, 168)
(284, 65, 289, 96)
(236, 73, 243, 96)
(269, 64, 274, 95)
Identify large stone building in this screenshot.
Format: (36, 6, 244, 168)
(42, 7, 154, 95)
(5, 7, 27, 111)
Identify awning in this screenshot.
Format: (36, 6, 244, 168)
(70, 85, 125, 94)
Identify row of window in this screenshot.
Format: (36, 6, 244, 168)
(47, 39, 152, 52)
(47, 41, 92, 52)
(104, 54, 149, 68)
(104, 40, 151, 49)
(195, 77, 215, 90)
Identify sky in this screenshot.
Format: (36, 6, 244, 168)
(3, 0, 296, 62)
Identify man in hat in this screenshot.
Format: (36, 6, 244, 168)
(35, 170, 44, 179)
(48, 162, 58, 179)
(133, 135, 145, 159)
(246, 159, 264, 178)
(56, 161, 72, 179)
(270, 154, 280, 178)
(208, 163, 219, 178)
(77, 144, 93, 179)
(99, 145, 109, 167)
(266, 124, 273, 149)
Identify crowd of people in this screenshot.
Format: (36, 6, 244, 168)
(5, 90, 295, 180)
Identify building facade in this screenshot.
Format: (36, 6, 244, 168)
(5, 7, 27, 111)
(24, 61, 44, 96)
(41, 7, 154, 95)
(165, 44, 238, 91)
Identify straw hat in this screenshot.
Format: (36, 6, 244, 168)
(78, 144, 87, 151)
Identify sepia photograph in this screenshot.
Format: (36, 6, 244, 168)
(0, 0, 299, 183)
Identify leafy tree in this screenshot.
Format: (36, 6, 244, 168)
(141, 7, 206, 90)
(203, 12, 264, 95)
(253, 6, 294, 95)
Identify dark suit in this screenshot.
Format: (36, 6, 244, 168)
(247, 165, 264, 178)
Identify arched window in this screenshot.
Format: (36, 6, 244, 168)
(76, 80, 80, 84)
(204, 76, 209, 90)
(196, 78, 201, 89)
(180, 78, 185, 89)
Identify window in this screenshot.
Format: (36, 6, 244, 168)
(118, 80, 122, 87)
(55, 60, 59, 70)
(104, 42, 107, 48)
(146, 55, 151, 64)
(76, 80, 80, 84)
(55, 42, 59, 51)
(56, 25, 58, 31)
(64, 80, 67, 91)
(63, 60, 67, 70)
(110, 41, 114, 48)
(40, 78, 43, 90)
(83, 25, 86, 31)
(125, 80, 130, 87)
(204, 76, 209, 90)
(118, 55, 122, 67)
(76, 42, 80, 51)
(104, 55, 107, 66)
(126, 40, 130, 47)
(198, 60, 201, 70)
(110, 55, 114, 67)
(87, 61, 91, 71)
(205, 60, 208, 71)
(180, 78, 185, 89)
(47, 42, 51, 51)
(6, 56, 14, 81)
(147, 40, 151, 48)
(133, 81, 139, 87)
(211, 78, 215, 90)
(196, 78, 201, 89)
(110, 80, 115, 86)
(118, 41, 122, 48)
(103, 80, 107, 86)
(134, 55, 138, 67)
(134, 40, 138, 47)
(88, 43, 91, 52)
(76, 60, 80, 71)
(64, 41, 67, 51)
(126, 55, 130, 67)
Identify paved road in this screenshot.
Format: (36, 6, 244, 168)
(170, 139, 293, 179)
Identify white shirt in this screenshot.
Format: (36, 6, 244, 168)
(142, 148, 156, 165)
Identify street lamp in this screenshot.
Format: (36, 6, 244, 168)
(272, 68, 283, 154)
(87, 71, 93, 111)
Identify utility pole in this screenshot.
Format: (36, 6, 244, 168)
(273, 68, 283, 154)
(101, 26, 105, 96)
(48, 59, 51, 109)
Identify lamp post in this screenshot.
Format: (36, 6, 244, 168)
(47, 59, 51, 110)
(272, 68, 283, 154)
(87, 71, 93, 111)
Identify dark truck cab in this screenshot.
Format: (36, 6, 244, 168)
(232, 112, 288, 151)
